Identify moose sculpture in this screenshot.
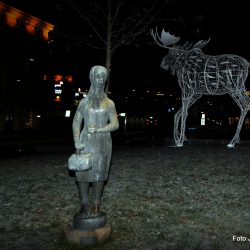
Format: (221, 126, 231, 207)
(151, 28, 250, 148)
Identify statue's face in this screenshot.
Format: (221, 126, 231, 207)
(93, 68, 107, 89)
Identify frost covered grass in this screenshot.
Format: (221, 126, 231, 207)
(1, 141, 250, 249)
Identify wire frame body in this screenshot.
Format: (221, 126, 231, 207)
(160, 44, 250, 147)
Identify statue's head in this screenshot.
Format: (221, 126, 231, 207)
(89, 65, 108, 90)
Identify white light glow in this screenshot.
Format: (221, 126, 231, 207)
(65, 110, 71, 117)
(55, 89, 62, 94)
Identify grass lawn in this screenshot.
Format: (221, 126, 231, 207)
(1, 141, 250, 249)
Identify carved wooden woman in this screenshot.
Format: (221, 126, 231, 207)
(72, 65, 119, 216)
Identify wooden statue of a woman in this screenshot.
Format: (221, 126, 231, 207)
(72, 65, 119, 217)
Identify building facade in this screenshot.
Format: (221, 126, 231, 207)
(0, 1, 54, 132)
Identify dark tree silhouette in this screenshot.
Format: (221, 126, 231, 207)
(55, 0, 170, 92)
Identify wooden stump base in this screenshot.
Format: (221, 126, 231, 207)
(65, 223, 111, 247)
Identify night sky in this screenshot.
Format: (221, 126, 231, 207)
(5, 0, 250, 51)
(3, 0, 250, 92)
(5, 0, 249, 46)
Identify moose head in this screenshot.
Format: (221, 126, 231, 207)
(150, 28, 210, 73)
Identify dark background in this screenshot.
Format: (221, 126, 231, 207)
(1, 0, 250, 145)
(4, 0, 250, 90)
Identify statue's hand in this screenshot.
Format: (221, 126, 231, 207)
(88, 127, 96, 134)
(74, 141, 85, 150)
(88, 125, 102, 134)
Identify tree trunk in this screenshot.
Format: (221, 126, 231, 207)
(105, 49, 112, 94)
(105, 0, 112, 94)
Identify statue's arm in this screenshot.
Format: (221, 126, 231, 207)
(99, 100, 119, 133)
(72, 101, 84, 148)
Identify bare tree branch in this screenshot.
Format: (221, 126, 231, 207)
(58, 0, 168, 92)
(65, 0, 107, 45)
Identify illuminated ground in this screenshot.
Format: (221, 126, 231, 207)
(1, 141, 250, 249)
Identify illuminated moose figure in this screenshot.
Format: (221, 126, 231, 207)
(151, 28, 250, 148)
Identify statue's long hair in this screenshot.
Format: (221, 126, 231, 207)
(86, 65, 108, 109)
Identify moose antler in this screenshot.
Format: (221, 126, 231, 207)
(192, 38, 210, 50)
(182, 41, 193, 50)
(150, 27, 180, 49)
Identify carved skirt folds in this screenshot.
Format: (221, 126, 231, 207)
(75, 153, 110, 182)
(76, 132, 112, 182)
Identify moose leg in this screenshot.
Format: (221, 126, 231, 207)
(174, 94, 201, 147)
(174, 107, 190, 145)
(227, 92, 250, 148)
(174, 108, 182, 145)
(176, 96, 192, 147)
